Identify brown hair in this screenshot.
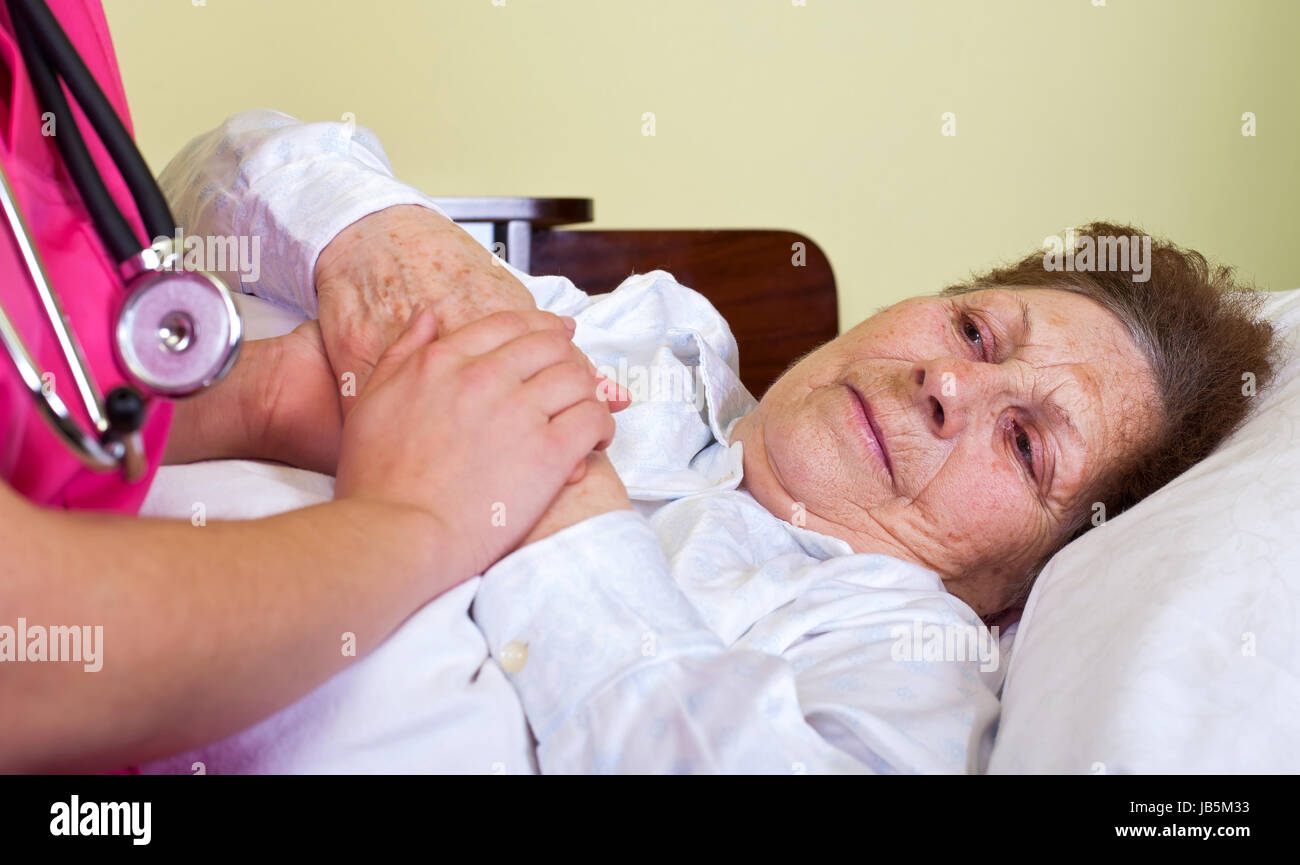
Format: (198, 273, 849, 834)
(944, 221, 1283, 608)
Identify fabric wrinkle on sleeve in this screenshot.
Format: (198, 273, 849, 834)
(158, 109, 449, 317)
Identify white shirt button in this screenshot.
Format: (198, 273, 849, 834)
(500, 641, 528, 673)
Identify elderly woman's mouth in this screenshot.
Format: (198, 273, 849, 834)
(845, 384, 894, 482)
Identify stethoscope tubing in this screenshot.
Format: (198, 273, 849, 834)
(0, 0, 241, 479)
(8, 0, 175, 261)
(0, 159, 123, 470)
(0, 155, 114, 441)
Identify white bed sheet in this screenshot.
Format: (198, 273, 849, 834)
(139, 459, 537, 774)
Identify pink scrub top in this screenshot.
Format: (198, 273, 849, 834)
(0, 0, 172, 513)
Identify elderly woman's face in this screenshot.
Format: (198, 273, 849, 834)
(731, 287, 1160, 617)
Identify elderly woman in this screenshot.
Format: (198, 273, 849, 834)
(737, 243, 1281, 621)
(142, 112, 1277, 774)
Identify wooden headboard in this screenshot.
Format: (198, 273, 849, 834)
(433, 198, 839, 396)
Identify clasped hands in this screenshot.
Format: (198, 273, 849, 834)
(165, 204, 632, 576)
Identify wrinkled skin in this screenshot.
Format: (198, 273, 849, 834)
(730, 287, 1160, 618)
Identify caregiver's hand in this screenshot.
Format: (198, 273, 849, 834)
(336, 308, 617, 578)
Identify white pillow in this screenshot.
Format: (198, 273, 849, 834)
(988, 288, 1300, 773)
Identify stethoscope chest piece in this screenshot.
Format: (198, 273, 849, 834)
(115, 248, 242, 397)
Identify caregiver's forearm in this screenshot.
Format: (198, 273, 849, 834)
(161, 336, 275, 466)
(162, 330, 343, 473)
(0, 488, 445, 772)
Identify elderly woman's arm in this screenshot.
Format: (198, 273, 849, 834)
(159, 111, 553, 413)
(313, 203, 540, 412)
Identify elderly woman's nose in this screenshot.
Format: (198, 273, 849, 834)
(909, 358, 995, 437)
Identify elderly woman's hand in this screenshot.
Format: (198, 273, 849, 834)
(312, 203, 626, 485)
(313, 204, 540, 415)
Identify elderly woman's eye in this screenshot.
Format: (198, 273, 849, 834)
(960, 314, 990, 360)
(1013, 424, 1036, 478)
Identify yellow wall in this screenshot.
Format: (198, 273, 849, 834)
(105, 0, 1299, 328)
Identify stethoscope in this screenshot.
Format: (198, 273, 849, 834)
(0, 0, 240, 481)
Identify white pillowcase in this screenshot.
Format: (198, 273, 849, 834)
(988, 288, 1300, 773)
